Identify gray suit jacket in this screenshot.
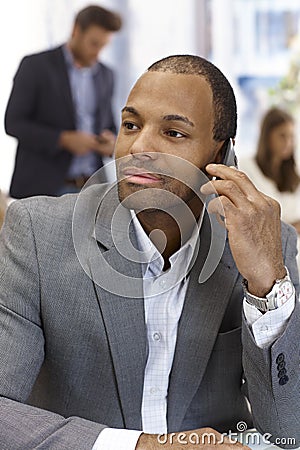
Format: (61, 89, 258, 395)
(0, 184, 299, 449)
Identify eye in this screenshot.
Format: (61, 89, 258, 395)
(122, 121, 139, 131)
(165, 129, 186, 138)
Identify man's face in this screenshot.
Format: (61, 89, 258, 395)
(71, 24, 113, 67)
(115, 71, 222, 211)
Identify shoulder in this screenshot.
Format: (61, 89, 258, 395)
(19, 46, 63, 67)
(7, 183, 113, 226)
(97, 60, 113, 72)
(6, 193, 76, 232)
(239, 156, 277, 194)
(238, 156, 259, 177)
(96, 61, 114, 80)
(281, 220, 298, 250)
(281, 220, 297, 238)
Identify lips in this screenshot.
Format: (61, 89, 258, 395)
(121, 167, 162, 185)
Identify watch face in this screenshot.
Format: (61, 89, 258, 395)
(277, 280, 294, 306)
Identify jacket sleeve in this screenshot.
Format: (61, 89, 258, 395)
(242, 223, 300, 448)
(0, 201, 105, 449)
(4, 56, 62, 156)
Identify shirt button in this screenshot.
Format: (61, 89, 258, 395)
(153, 332, 162, 341)
(159, 279, 166, 287)
(150, 387, 159, 395)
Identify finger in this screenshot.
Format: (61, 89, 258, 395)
(201, 178, 252, 209)
(206, 194, 237, 220)
(202, 176, 281, 222)
(101, 129, 116, 140)
(205, 164, 261, 200)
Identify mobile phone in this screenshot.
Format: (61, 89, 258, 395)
(210, 138, 238, 197)
(221, 138, 238, 168)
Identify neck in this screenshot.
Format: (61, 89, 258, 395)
(67, 41, 84, 68)
(136, 195, 203, 267)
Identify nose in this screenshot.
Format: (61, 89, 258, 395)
(129, 126, 159, 160)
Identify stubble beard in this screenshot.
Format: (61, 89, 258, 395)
(117, 177, 198, 214)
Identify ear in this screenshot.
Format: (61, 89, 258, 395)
(214, 140, 226, 164)
(72, 23, 81, 39)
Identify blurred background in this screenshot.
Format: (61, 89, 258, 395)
(1, 0, 300, 193)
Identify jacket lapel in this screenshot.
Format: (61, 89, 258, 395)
(52, 46, 75, 126)
(93, 65, 105, 129)
(167, 213, 239, 431)
(87, 185, 147, 430)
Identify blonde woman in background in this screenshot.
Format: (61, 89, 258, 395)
(239, 106, 300, 266)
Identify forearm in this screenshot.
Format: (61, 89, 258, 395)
(5, 115, 63, 156)
(242, 302, 300, 448)
(135, 428, 249, 449)
(0, 397, 104, 450)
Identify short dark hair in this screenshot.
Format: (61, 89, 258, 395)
(75, 5, 122, 32)
(147, 55, 237, 142)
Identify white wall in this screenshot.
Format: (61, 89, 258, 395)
(0, 0, 49, 192)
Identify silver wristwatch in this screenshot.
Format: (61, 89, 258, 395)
(242, 269, 294, 312)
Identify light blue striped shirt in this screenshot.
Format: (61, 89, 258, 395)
(63, 45, 99, 178)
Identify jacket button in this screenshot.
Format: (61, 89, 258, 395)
(276, 353, 285, 364)
(278, 368, 287, 378)
(279, 375, 289, 385)
(277, 361, 285, 370)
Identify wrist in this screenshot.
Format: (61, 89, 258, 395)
(136, 433, 157, 450)
(58, 130, 74, 150)
(246, 265, 287, 297)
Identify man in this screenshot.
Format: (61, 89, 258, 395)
(4, 5, 122, 198)
(0, 55, 299, 450)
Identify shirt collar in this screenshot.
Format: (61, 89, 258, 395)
(62, 44, 99, 75)
(130, 208, 204, 278)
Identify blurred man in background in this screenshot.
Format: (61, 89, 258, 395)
(5, 4, 122, 198)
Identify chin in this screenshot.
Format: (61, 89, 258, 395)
(117, 180, 196, 213)
(117, 181, 155, 210)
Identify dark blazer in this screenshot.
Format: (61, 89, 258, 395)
(5, 46, 116, 198)
(0, 185, 299, 449)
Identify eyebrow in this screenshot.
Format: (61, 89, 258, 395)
(163, 114, 194, 127)
(121, 106, 140, 116)
(122, 107, 194, 128)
